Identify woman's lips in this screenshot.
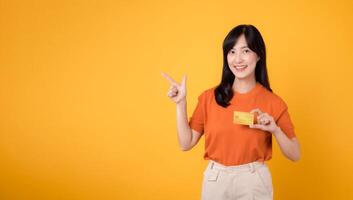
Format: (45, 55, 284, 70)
(235, 65, 247, 71)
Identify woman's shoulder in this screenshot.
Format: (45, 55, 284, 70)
(259, 85, 289, 109)
(205, 86, 217, 94)
(196, 86, 217, 101)
(257, 86, 292, 121)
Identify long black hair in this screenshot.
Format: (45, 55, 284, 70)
(215, 24, 272, 107)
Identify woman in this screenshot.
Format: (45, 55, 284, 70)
(161, 24, 301, 200)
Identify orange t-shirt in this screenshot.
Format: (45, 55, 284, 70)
(189, 82, 296, 166)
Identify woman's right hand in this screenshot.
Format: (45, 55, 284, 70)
(161, 72, 187, 104)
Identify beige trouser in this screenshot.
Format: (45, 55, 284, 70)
(201, 160, 273, 200)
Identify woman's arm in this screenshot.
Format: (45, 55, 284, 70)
(249, 108, 301, 162)
(176, 99, 193, 150)
(273, 126, 301, 162)
(161, 72, 202, 151)
(176, 99, 203, 151)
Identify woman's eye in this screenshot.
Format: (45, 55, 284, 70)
(243, 49, 250, 53)
(229, 50, 235, 54)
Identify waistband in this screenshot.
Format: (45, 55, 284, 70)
(207, 160, 267, 174)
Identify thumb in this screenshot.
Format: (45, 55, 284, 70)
(250, 108, 262, 114)
(181, 75, 187, 87)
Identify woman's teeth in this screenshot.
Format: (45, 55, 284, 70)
(235, 65, 247, 71)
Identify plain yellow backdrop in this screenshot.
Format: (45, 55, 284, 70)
(1, 0, 353, 199)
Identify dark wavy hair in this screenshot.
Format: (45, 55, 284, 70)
(214, 24, 272, 107)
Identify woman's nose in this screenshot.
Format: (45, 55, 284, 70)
(234, 53, 243, 63)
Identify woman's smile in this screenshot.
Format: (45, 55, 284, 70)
(234, 65, 248, 71)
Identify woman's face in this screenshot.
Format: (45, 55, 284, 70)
(227, 34, 260, 80)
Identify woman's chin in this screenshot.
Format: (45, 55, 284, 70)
(234, 74, 250, 79)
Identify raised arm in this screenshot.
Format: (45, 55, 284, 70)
(161, 72, 202, 151)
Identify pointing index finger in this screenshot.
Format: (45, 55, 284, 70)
(161, 72, 178, 86)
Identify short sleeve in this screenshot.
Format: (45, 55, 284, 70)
(274, 98, 296, 139)
(188, 91, 207, 135)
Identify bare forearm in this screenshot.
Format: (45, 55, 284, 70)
(273, 127, 301, 162)
(176, 99, 192, 150)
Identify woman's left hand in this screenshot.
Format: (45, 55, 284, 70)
(249, 108, 279, 133)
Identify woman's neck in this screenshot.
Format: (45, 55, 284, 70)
(232, 78, 257, 94)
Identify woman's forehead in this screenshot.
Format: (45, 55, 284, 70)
(233, 35, 248, 48)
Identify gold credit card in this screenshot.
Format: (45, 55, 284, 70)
(233, 111, 255, 125)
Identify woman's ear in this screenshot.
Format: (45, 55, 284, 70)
(257, 57, 260, 62)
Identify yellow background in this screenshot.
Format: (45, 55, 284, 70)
(1, 0, 353, 199)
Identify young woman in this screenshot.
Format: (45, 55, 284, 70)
(161, 24, 301, 200)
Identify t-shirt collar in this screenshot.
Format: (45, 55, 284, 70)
(232, 82, 262, 100)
